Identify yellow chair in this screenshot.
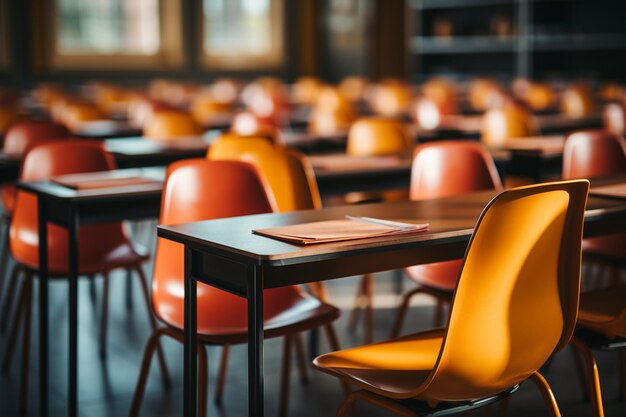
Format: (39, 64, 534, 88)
(314, 180, 589, 417)
(143, 110, 202, 141)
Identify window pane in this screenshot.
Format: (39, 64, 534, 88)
(203, 0, 275, 57)
(57, 0, 160, 55)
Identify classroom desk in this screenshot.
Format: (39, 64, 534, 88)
(17, 168, 164, 417)
(437, 113, 603, 137)
(157, 180, 626, 417)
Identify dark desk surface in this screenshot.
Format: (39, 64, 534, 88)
(437, 113, 603, 136)
(159, 182, 626, 271)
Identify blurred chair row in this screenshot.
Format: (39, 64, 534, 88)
(0, 115, 624, 417)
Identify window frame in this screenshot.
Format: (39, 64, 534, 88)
(35, 0, 184, 71)
(198, 0, 286, 70)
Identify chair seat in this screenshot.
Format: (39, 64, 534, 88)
(1, 184, 15, 215)
(582, 234, 626, 262)
(314, 329, 444, 398)
(155, 285, 340, 345)
(405, 260, 463, 292)
(12, 223, 149, 276)
(578, 286, 626, 338)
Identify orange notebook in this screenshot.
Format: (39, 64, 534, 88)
(253, 218, 429, 245)
(52, 175, 159, 190)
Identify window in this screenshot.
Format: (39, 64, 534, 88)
(39, 0, 183, 70)
(201, 0, 284, 69)
(0, 0, 9, 69)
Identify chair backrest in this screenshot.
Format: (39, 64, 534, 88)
(480, 105, 537, 148)
(410, 141, 503, 200)
(143, 110, 202, 141)
(562, 130, 626, 179)
(3, 120, 70, 154)
(346, 117, 411, 157)
(152, 159, 302, 328)
(208, 135, 321, 211)
(10, 141, 125, 270)
(418, 180, 589, 402)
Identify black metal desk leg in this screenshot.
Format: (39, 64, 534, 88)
(248, 266, 264, 417)
(37, 200, 49, 417)
(68, 209, 79, 417)
(184, 246, 198, 417)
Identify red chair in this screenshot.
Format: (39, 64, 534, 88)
(562, 130, 626, 264)
(1, 141, 166, 413)
(0, 121, 71, 326)
(390, 141, 503, 338)
(129, 159, 341, 417)
(1, 120, 70, 214)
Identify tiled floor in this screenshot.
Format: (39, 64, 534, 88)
(0, 256, 625, 417)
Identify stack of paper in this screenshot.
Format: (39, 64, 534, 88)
(52, 175, 159, 190)
(253, 217, 429, 245)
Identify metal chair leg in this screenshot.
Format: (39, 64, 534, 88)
(570, 338, 605, 417)
(389, 286, 428, 339)
(294, 332, 309, 385)
(19, 276, 33, 414)
(363, 274, 374, 344)
(128, 327, 171, 417)
(347, 277, 365, 333)
(135, 264, 170, 386)
(0, 216, 11, 302)
(214, 345, 230, 405)
(529, 372, 563, 417)
(0, 264, 21, 334)
(99, 272, 110, 358)
(278, 336, 293, 417)
(619, 349, 626, 402)
(197, 343, 209, 417)
(2, 269, 29, 373)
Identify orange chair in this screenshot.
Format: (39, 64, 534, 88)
(346, 117, 411, 157)
(314, 180, 589, 417)
(129, 160, 341, 417)
(209, 135, 326, 301)
(390, 141, 503, 337)
(561, 85, 597, 118)
(604, 103, 626, 136)
(61, 102, 107, 131)
(143, 110, 203, 141)
(308, 86, 355, 136)
(208, 135, 321, 212)
(0, 141, 166, 413)
(480, 103, 538, 148)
